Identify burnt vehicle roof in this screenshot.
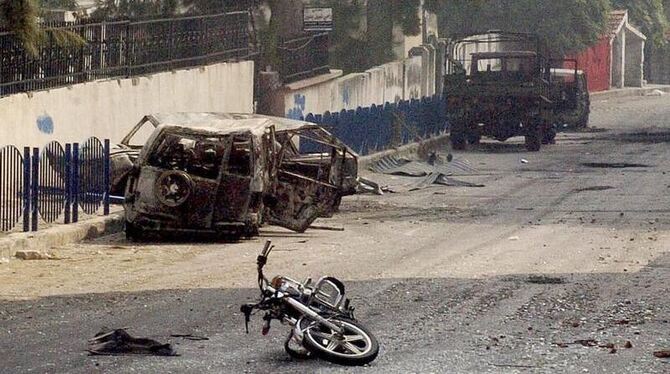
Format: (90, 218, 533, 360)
(470, 51, 538, 59)
(142, 113, 320, 135)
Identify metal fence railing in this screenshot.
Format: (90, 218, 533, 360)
(301, 95, 449, 156)
(278, 33, 330, 83)
(0, 137, 110, 233)
(0, 11, 253, 97)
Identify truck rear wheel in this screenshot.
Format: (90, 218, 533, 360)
(451, 133, 466, 150)
(525, 128, 542, 152)
(450, 122, 467, 150)
(542, 128, 557, 145)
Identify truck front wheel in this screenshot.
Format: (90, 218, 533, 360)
(525, 128, 542, 152)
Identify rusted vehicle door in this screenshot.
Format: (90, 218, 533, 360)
(266, 129, 342, 232)
(213, 134, 256, 228)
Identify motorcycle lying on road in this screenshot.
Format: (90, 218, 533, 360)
(241, 240, 379, 366)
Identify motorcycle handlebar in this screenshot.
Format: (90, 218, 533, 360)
(257, 240, 273, 292)
(261, 240, 273, 258)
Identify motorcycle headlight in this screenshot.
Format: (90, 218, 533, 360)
(271, 276, 285, 289)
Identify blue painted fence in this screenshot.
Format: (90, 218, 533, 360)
(300, 95, 448, 155)
(0, 137, 110, 233)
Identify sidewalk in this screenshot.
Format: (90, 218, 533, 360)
(590, 84, 670, 100)
(0, 212, 124, 260)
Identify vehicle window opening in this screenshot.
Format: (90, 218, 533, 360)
(148, 134, 224, 179)
(227, 136, 252, 176)
(127, 120, 156, 147)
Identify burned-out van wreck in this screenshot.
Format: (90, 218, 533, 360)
(123, 113, 358, 240)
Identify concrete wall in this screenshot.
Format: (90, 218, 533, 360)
(624, 35, 645, 87)
(0, 61, 255, 147)
(283, 51, 436, 119)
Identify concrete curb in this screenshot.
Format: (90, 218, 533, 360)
(0, 213, 124, 260)
(591, 86, 670, 100)
(0, 135, 452, 259)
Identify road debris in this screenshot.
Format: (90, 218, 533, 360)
(508, 236, 520, 241)
(357, 177, 384, 195)
(654, 350, 670, 358)
(526, 275, 565, 284)
(308, 225, 345, 231)
(88, 328, 177, 356)
(368, 154, 483, 191)
(370, 154, 477, 176)
(14, 250, 57, 260)
(170, 333, 209, 341)
(574, 186, 615, 192)
(645, 89, 665, 96)
(520, 158, 529, 164)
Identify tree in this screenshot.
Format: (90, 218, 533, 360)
(1, 0, 42, 54)
(611, 0, 668, 47)
(424, 0, 611, 56)
(37, 0, 78, 10)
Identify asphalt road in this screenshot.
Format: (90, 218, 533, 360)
(1, 94, 670, 373)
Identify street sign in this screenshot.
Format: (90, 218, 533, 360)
(303, 7, 333, 32)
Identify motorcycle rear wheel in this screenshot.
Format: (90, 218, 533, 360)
(301, 317, 379, 366)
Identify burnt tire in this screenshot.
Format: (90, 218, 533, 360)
(450, 130, 466, 150)
(125, 221, 143, 241)
(525, 128, 542, 152)
(576, 111, 589, 128)
(302, 317, 379, 366)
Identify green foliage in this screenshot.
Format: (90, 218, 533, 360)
(37, 0, 78, 10)
(1, 0, 42, 54)
(425, 0, 611, 56)
(92, 0, 251, 19)
(612, 0, 669, 47)
(306, 0, 421, 73)
(92, 0, 177, 19)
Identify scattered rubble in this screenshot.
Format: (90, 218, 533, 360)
(645, 89, 665, 97)
(14, 250, 57, 260)
(526, 275, 565, 285)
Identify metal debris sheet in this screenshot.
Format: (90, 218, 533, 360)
(366, 154, 483, 192)
(369, 154, 477, 177)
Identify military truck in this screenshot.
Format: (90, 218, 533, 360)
(443, 31, 585, 151)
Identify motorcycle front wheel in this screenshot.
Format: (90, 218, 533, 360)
(301, 316, 379, 366)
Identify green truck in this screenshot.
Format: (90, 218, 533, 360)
(443, 32, 589, 151)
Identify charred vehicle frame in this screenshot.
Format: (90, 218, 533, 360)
(123, 113, 358, 239)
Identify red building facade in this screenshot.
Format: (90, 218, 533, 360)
(568, 39, 612, 92)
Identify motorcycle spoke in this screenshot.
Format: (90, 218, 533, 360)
(344, 334, 365, 342)
(325, 340, 339, 351)
(309, 330, 333, 340)
(343, 342, 363, 355)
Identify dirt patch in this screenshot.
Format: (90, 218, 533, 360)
(581, 162, 650, 169)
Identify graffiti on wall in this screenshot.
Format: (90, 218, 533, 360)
(287, 94, 306, 119)
(36, 113, 54, 134)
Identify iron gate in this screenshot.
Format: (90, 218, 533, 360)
(0, 137, 111, 233)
